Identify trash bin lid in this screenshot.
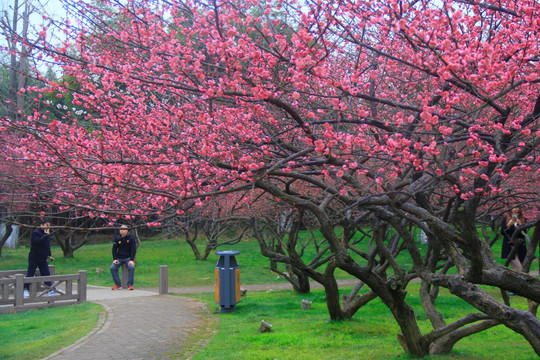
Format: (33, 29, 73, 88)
(216, 250, 240, 256)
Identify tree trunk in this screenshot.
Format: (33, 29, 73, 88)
(322, 258, 347, 321)
(184, 226, 202, 260)
(341, 289, 378, 319)
(528, 299, 538, 317)
(5, 0, 33, 123)
(270, 262, 311, 293)
(7, 0, 20, 122)
(0, 222, 14, 256)
(289, 265, 310, 293)
(323, 280, 346, 321)
(186, 238, 202, 259)
(202, 243, 213, 261)
(432, 274, 540, 356)
(428, 319, 499, 354)
(53, 231, 88, 258)
(522, 223, 539, 273)
(420, 281, 446, 329)
(391, 292, 427, 356)
(337, 254, 427, 356)
(63, 236, 75, 258)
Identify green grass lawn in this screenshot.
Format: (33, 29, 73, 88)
(2, 228, 537, 288)
(1, 233, 538, 360)
(187, 284, 538, 360)
(0, 302, 102, 360)
(0, 237, 295, 288)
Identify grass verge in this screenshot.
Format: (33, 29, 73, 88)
(0, 302, 102, 360)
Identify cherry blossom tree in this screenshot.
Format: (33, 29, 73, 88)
(183, 193, 251, 260)
(2, 0, 540, 356)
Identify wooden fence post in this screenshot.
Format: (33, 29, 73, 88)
(15, 274, 24, 306)
(78, 270, 87, 303)
(121, 263, 128, 288)
(159, 265, 168, 295)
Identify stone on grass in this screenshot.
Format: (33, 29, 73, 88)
(259, 320, 272, 333)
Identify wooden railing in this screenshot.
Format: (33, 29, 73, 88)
(0, 267, 87, 314)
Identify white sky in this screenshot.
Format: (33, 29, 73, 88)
(0, 0, 71, 73)
(1, 0, 69, 45)
(35, 0, 68, 22)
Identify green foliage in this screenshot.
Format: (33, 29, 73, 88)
(0, 302, 101, 360)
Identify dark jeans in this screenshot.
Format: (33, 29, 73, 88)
(25, 258, 52, 290)
(110, 258, 135, 287)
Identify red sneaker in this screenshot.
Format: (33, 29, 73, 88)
(112, 285, 121, 290)
(128, 286, 134, 290)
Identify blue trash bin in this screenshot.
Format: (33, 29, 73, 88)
(214, 250, 241, 313)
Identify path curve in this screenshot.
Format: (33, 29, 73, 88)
(43, 294, 215, 360)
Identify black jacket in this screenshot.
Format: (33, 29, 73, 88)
(29, 228, 51, 261)
(500, 219, 526, 261)
(112, 234, 137, 261)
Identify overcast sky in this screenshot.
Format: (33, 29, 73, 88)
(37, 0, 68, 20)
(1, 0, 69, 42)
(0, 0, 71, 73)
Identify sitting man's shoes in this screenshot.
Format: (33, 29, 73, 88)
(128, 286, 134, 290)
(23, 289, 29, 297)
(48, 289, 58, 296)
(112, 285, 121, 290)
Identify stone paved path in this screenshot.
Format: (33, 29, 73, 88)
(43, 294, 214, 360)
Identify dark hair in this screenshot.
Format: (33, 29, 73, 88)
(39, 217, 51, 225)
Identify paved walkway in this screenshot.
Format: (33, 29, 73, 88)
(42, 287, 216, 360)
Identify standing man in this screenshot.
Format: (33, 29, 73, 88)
(110, 225, 137, 290)
(24, 218, 55, 297)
